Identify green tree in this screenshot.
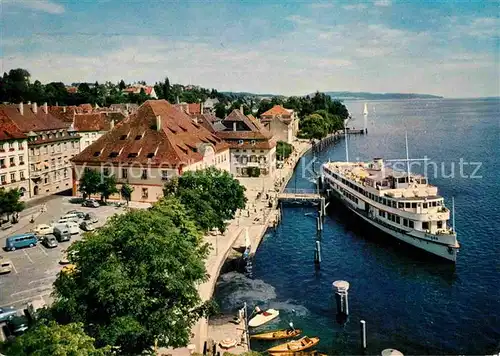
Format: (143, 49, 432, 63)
(214, 102, 227, 118)
(164, 167, 247, 233)
(50, 198, 212, 354)
(98, 175, 118, 203)
(0, 188, 25, 223)
(163, 77, 171, 102)
(276, 141, 293, 161)
(298, 113, 329, 139)
(120, 184, 134, 206)
(79, 168, 101, 199)
(0, 321, 111, 356)
(118, 80, 126, 91)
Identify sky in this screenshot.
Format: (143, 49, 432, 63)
(0, 0, 499, 98)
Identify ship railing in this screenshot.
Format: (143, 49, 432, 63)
(282, 188, 319, 195)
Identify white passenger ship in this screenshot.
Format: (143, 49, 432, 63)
(321, 158, 459, 261)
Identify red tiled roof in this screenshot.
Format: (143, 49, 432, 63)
(79, 104, 93, 113)
(49, 105, 81, 124)
(260, 105, 293, 124)
(217, 109, 275, 149)
(0, 110, 27, 141)
(71, 100, 229, 167)
(66, 86, 78, 93)
(0, 104, 68, 132)
(188, 103, 201, 115)
(73, 113, 116, 132)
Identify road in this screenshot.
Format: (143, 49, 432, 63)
(0, 196, 126, 310)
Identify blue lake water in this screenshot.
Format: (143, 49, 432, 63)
(213, 99, 500, 355)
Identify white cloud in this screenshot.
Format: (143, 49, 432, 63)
(343, 4, 367, 11)
(310, 3, 334, 9)
(2, 0, 65, 14)
(0, 13, 498, 98)
(374, 0, 392, 7)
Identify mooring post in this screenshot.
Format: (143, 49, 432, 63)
(320, 197, 326, 220)
(360, 320, 367, 350)
(332, 280, 350, 316)
(314, 240, 322, 266)
(203, 341, 207, 355)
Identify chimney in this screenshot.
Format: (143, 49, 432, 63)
(32, 102, 38, 114)
(240, 105, 244, 114)
(233, 122, 237, 131)
(56, 101, 58, 107)
(126, 103, 129, 112)
(63, 106, 66, 113)
(43, 102, 48, 114)
(27, 101, 31, 105)
(110, 119, 115, 129)
(200, 101, 204, 114)
(176, 96, 180, 104)
(19, 102, 24, 116)
(156, 115, 161, 132)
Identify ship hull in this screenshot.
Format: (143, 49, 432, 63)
(328, 192, 457, 262)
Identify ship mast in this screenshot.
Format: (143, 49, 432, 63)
(405, 131, 411, 183)
(344, 118, 349, 162)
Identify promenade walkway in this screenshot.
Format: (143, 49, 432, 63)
(162, 140, 311, 356)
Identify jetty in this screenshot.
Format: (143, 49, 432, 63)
(278, 189, 321, 204)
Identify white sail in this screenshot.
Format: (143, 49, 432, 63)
(363, 103, 368, 115)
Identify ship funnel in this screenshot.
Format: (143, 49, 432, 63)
(373, 158, 384, 170)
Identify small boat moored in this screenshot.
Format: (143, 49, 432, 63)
(248, 307, 279, 327)
(267, 336, 320, 353)
(250, 328, 302, 340)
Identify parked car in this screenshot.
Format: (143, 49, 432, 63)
(42, 235, 58, 248)
(33, 224, 54, 236)
(79, 221, 95, 231)
(7, 315, 29, 335)
(4, 233, 38, 251)
(84, 212, 98, 223)
(82, 199, 99, 208)
(61, 264, 76, 274)
(59, 250, 77, 265)
(0, 306, 17, 322)
(0, 256, 13, 274)
(57, 213, 80, 224)
(64, 222, 80, 235)
(53, 226, 71, 242)
(67, 210, 86, 219)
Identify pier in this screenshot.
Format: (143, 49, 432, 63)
(278, 189, 321, 204)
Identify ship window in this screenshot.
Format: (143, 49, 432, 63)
(409, 220, 414, 228)
(437, 221, 443, 229)
(396, 216, 400, 224)
(422, 221, 429, 230)
(423, 203, 428, 208)
(392, 201, 397, 208)
(432, 201, 437, 207)
(398, 202, 404, 209)
(403, 218, 408, 227)
(405, 202, 410, 209)
(412, 203, 417, 209)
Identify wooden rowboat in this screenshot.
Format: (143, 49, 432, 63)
(267, 336, 320, 353)
(250, 328, 302, 340)
(269, 352, 326, 356)
(248, 308, 279, 327)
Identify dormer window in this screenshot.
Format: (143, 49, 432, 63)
(251, 140, 256, 146)
(128, 153, 138, 158)
(109, 152, 119, 158)
(238, 140, 243, 145)
(120, 135, 127, 140)
(146, 153, 154, 158)
(135, 134, 143, 140)
(93, 151, 101, 157)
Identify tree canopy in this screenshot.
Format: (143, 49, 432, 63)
(163, 167, 247, 233)
(0, 321, 111, 356)
(78, 168, 101, 199)
(49, 197, 212, 354)
(0, 188, 25, 221)
(276, 141, 293, 161)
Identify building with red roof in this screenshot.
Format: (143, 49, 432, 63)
(0, 102, 81, 198)
(0, 109, 30, 198)
(216, 108, 276, 177)
(259, 105, 299, 143)
(122, 85, 158, 99)
(71, 100, 230, 203)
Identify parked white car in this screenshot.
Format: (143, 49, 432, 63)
(33, 224, 54, 236)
